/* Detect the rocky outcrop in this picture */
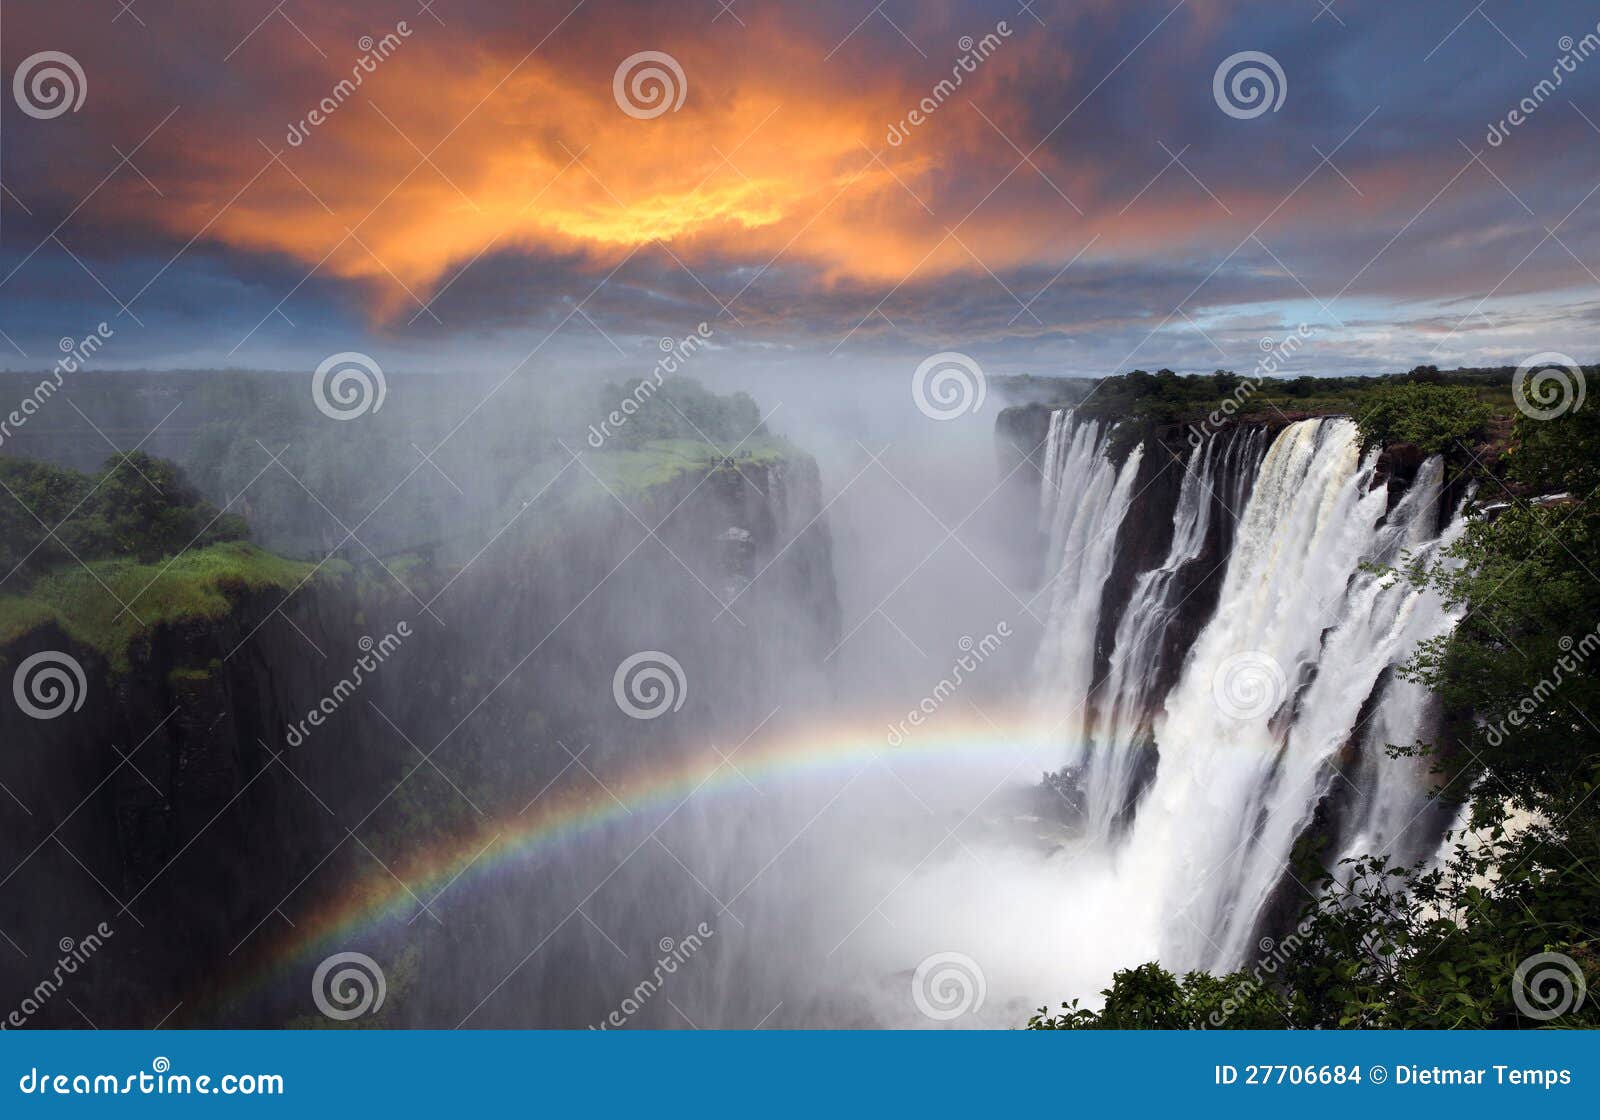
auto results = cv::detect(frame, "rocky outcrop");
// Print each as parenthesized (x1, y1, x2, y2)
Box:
(0, 446, 841, 1027)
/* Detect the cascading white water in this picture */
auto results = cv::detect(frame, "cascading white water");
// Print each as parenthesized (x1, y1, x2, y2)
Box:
(1028, 417, 1468, 973)
(1032, 411, 1145, 750)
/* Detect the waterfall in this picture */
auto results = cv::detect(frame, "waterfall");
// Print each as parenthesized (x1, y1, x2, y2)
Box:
(1028, 417, 1467, 972)
(1032, 410, 1145, 751)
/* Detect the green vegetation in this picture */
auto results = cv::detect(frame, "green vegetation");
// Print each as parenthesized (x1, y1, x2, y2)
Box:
(1031, 403, 1600, 1029)
(592, 376, 765, 449)
(1011, 363, 1528, 433)
(581, 436, 791, 500)
(1353, 383, 1494, 455)
(0, 540, 316, 670)
(0, 453, 247, 583)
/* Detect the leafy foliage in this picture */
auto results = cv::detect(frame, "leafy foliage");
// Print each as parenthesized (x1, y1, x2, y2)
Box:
(0, 452, 246, 583)
(1353, 383, 1494, 455)
(592, 376, 764, 448)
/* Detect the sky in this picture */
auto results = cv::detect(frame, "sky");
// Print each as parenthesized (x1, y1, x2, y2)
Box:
(1, 0, 1598, 380)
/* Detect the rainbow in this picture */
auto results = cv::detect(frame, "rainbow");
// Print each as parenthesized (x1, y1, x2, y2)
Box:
(228, 711, 1060, 1006)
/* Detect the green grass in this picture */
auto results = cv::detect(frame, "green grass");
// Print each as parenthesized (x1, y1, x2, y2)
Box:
(0, 541, 319, 671)
(581, 437, 792, 500)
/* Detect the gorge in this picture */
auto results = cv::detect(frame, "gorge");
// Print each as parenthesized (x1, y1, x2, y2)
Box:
(0, 370, 1547, 1028)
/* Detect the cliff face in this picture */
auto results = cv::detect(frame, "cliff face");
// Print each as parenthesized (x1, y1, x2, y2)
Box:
(0, 447, 840, 1026)
(0, 585, 368, 1025)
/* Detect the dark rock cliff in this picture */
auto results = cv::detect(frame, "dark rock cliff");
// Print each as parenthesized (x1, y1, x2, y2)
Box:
(0, 448, 840, 1027)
